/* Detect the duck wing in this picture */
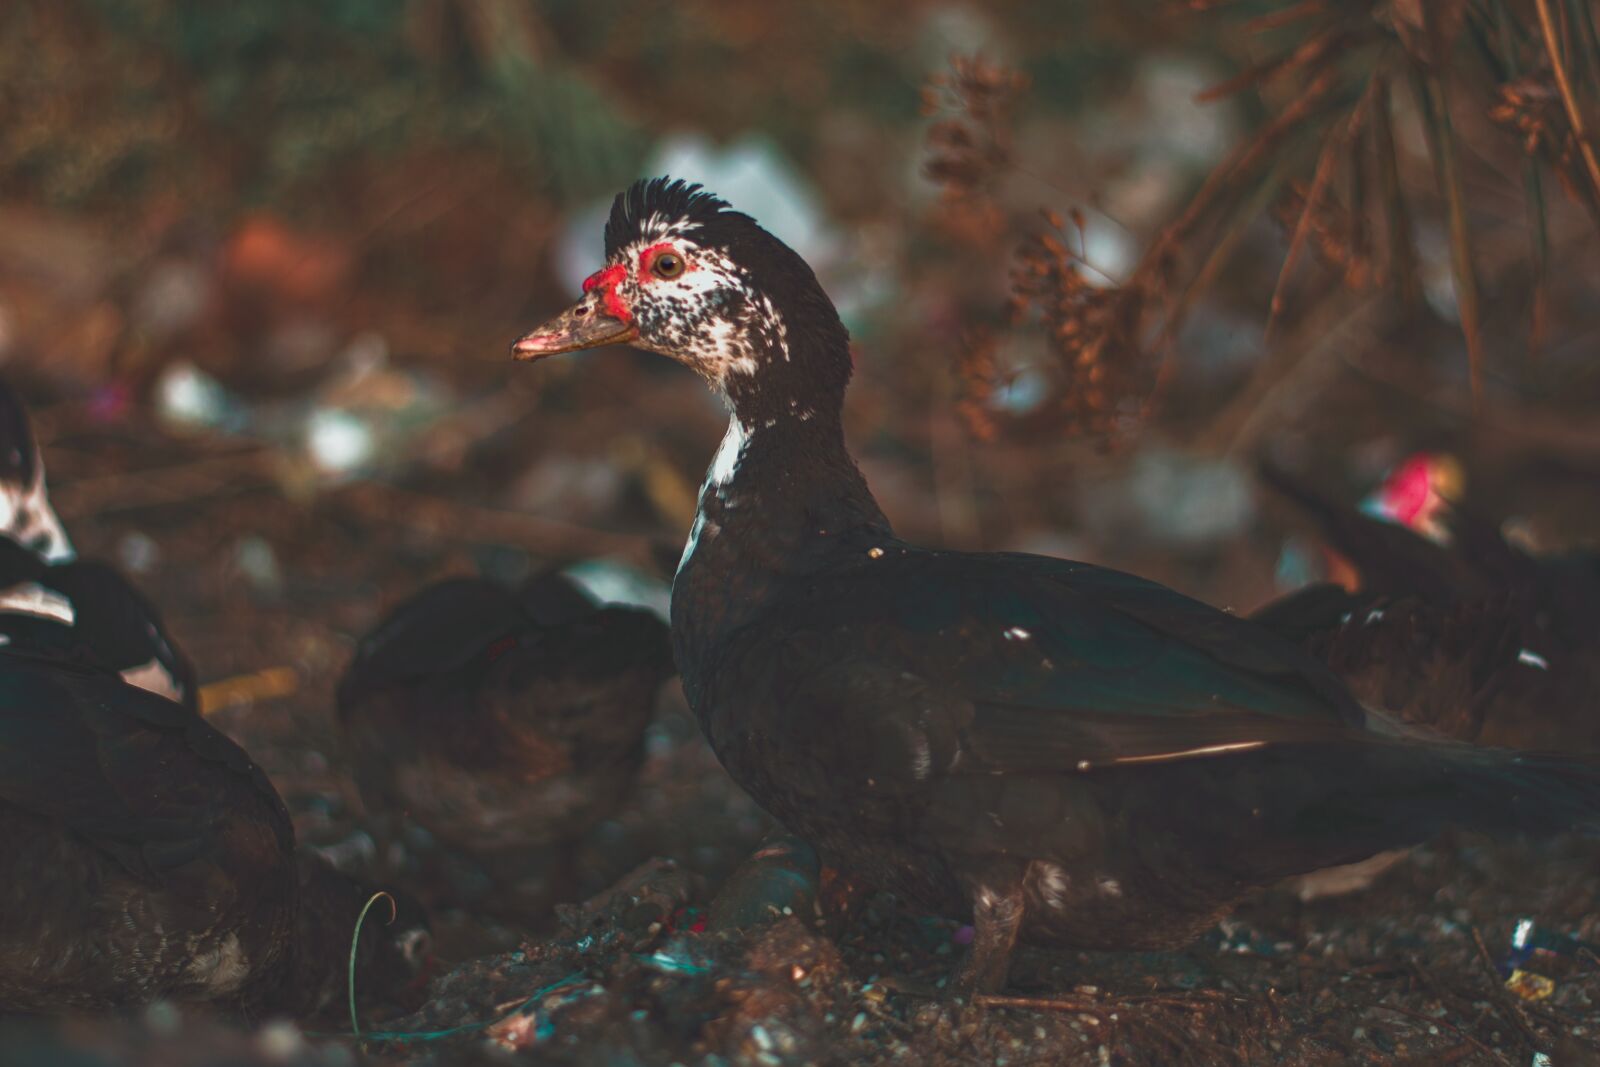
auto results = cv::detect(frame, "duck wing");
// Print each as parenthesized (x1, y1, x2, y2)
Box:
(0, 652, 290, 883)
(713, 547, 1367, 784)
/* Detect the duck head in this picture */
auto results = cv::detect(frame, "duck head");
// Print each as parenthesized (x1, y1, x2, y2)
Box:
(513, 178, 851, 424)
(0, 378, 72, 563)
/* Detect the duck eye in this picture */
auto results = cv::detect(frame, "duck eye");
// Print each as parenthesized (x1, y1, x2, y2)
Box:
(652, 252, 684, 279)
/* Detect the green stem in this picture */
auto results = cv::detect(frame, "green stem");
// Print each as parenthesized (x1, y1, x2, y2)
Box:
(348, 891, 396, 1039)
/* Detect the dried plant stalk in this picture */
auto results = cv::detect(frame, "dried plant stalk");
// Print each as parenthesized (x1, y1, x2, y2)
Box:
(926, 0, 1600, 444)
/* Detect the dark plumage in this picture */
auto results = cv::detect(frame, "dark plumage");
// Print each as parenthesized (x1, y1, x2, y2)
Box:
(1255, 464, 1600, 750)
(513, 178, 1600, 992)
(0, 651, 425, 1016)
(337, 570, 674, 918)
(0, 382, 426, 1014)
(0, 379, 195, 708)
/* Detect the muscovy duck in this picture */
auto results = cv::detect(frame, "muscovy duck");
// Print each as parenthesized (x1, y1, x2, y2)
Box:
(337, 569, 673, 919)
(1255, 464, 1600, 751)
(0, 379, 195, 708)
(0, 650, 427, 1015)
(510, 178, 1600, 993)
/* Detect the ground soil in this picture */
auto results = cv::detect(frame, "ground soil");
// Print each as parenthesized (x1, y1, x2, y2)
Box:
(2, 410, 1596, 1067)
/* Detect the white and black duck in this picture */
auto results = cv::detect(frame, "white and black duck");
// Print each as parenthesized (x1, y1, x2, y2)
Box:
(510, 178, 1600, 993)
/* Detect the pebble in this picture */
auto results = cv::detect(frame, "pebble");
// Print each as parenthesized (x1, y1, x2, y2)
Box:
(256, 1020, 305, 1061)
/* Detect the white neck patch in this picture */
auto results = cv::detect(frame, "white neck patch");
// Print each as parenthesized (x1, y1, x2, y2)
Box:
(705, 417, 747, 490)
(676, 417, 750, 577)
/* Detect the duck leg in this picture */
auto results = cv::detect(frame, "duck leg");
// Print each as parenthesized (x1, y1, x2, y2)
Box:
(956, 880, 1026, 996)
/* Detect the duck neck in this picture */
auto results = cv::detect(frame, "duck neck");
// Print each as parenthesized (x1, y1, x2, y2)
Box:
(671, 394, 891, 691)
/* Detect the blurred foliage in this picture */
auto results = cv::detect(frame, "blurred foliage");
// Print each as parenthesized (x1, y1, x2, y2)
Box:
(0, 1, 1152, 215)
(1, 0, 646, 208)
(0, 4, 180, 205)
(6, 0, 1598, 561)
(931, 1, 1600, 448)
(1188, 0, 1600, 406)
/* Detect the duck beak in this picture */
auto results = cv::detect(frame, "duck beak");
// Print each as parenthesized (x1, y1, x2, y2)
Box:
(511, 293, 639, 361)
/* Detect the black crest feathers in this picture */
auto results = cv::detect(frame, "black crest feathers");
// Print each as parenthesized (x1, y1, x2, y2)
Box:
(604, 178, 739, 258)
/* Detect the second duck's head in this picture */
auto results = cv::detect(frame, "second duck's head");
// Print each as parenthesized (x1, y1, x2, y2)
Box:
(513, 178, 851, 422)
(0, 378, 72, 563)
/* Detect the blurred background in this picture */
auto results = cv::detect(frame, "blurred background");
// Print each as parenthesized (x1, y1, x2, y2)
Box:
(5, 1, 1600, 1057)
(3, 0, 1600, 919)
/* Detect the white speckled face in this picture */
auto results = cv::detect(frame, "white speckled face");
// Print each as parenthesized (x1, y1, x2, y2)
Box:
(517, 180, 848, 454)
(599, 229, 790, 389)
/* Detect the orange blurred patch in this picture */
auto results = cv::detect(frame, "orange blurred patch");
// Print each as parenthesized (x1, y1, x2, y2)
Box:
(223, 215, 353, 306)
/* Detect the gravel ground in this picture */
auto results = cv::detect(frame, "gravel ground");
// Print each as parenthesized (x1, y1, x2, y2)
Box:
(4, 411, 1597, 1067)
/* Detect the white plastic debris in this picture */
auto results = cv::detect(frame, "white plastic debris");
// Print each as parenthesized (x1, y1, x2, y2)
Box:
(988, 337, 1051, 417)
(304, 407, 375, 475)
(1077, 446, 1255, 549)
(1087, 57, 1242, 226)
(1072, 208, 1138, 288)
(563, 558, 672, 621)
(234, 536, 283, 595)
(1132, 58, 1239, 169)
(284, 336, 450, 483)
(155, 361, 242, 432)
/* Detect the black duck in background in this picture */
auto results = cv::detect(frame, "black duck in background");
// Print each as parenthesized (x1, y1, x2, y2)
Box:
(509, 177, 1600, 993)
(0, 379, 195, 709)
(337, 568, 674, 923)
(1254, 463, 1600, 751)
(0, 651, 427, 1017)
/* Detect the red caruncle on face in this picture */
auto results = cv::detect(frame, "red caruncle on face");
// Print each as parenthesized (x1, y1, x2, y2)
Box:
(581, 243, 692, 325)
(581, 264, 633, 323)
